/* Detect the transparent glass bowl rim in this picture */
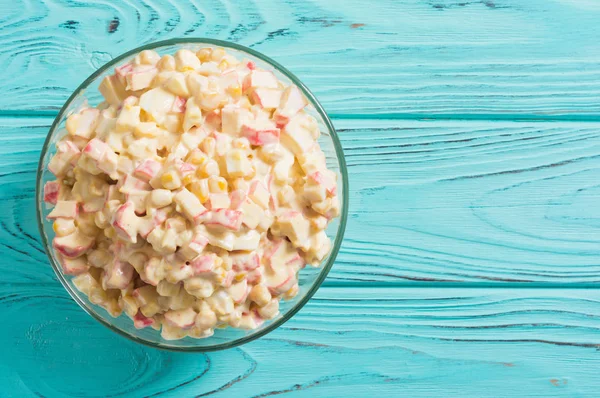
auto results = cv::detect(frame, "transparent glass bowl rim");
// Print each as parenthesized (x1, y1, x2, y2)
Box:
(35, 38, 349, 352)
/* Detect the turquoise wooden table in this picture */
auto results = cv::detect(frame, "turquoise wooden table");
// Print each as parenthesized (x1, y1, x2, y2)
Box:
(1, 0, 600, 396)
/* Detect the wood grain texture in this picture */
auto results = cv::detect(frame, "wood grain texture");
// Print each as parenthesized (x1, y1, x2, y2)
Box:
(5, 116, 600, 285)
(1, 284, 599, 397)
(1, 0, 600, 116)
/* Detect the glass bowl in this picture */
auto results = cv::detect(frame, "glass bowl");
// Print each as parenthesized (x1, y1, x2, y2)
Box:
(35, 38, 348, 351)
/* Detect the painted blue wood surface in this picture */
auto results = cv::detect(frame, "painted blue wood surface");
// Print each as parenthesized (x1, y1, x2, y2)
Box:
(1, 0, 600, 396)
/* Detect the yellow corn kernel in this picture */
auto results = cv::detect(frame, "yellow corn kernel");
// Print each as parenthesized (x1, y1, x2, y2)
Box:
(218, 59, 230, 71)
(208, 176, 228, 193)
(189, 180, 209, 203)
(161, 171, 182, 190)
(180, 66, 195, 72)
(227, 84, 242, 98)
(234, 272, 246, 282)
(182, 173, 194, 186)
(186, 151, 207, 165)
(52, 222, 59, 233)
(161, 173, 173, 184)
(196, 48, 212, 62)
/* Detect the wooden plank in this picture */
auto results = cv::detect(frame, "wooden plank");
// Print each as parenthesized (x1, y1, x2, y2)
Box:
(1, 0, 600, 116)
(1, 285, 599, 397)
(4, 116, 600, 284)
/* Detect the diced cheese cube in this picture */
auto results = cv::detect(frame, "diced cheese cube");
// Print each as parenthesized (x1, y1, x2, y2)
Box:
(99, 75, 129, 106)
(248, 180, 270, 209)
(277, 185, 295, 205)
(150, 189, 174, 207)
(183, 97, 203, 132)
(225, 149, 252, 178)
(67, 108, 100, 139)
(47, 200, 78, 220)
(221, 105, 252, 135)
(231, 230, 261, 251)
(165, 72, 190, 97)
(186, 73, 209, 97)
(243, 70, 278, 91)
(134, 50, 161, 66)
(125, 66, 158, 91)
(116, 106, 141, 132)
(209, 193, 231, 209)
(134, 122, 159, 138)
(275, 211, 310, 249)
(174, 49, 202, 72)
(174, 188, 207, 220)
(139, 88, 176, 124)
(281, 114, 316, 155)
(240, 198, 263, 229)
(273, 85, 307, 125)
(251, 88, 283, 109)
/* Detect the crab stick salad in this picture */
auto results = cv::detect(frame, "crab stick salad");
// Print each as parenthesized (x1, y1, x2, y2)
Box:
(43, 47, 340, 340)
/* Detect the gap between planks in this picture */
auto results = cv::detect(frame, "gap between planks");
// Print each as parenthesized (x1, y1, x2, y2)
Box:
(3, 110, 600, 123)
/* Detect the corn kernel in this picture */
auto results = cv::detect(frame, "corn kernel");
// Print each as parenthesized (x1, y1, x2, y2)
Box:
(196, 48, 212, 62)
(182, 173, 194, 186)
(227, 85, 242, 97)
(161, 171, 182, 190)
(104, 228, 116, 239)
(234, 272, 246, 282)
(186, 151, 207, 165)
(53, 222, 59, 233)
(180, 66, 194, 72)
(189, 179, 209, 203)
(218, 59, 230, 70)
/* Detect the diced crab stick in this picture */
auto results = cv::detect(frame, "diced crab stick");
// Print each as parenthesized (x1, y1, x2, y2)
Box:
(138, 208, 168, 238)
(172, 96, 187, 113)
(231, 252, 260, 272)
(133, 310, 155, 329)
(48, 140, 81, 176)
(241, 122, 280, 146)
(265, 268, 295, 295)
(112, 201, 139, 243)
(57, 254, 89, 275)
(133, 159, 162, 182)
(164, 308, 197, 329)
(229, 189, 247, 209)
(227, 279, 249, 304)
(308, 171, 337, 196)
(103, 258, 134, 289)
(196, 209, 242, 231)
(43, 181, 61, 205)
(53, 231, 94, 259)
(273, 85, 307, 125)
(190, 255, 215, 274)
